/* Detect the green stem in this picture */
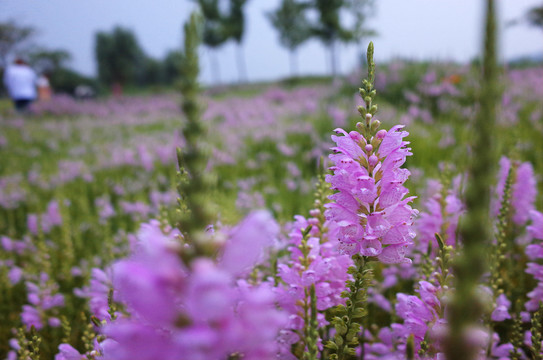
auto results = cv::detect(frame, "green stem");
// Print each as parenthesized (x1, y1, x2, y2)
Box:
(445, 0, 499, 358)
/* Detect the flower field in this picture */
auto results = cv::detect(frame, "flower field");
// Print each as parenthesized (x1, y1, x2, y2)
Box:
(2, 13, 543, 360)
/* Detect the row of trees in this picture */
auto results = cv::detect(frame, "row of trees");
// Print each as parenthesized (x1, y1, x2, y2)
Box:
(2, 2, 542, 94)
(269, 0, 375, 77)
(195, 0, 375, 81)
(94, 0, 251, 89)
(95, 27, 184, 91)
(195, 0, 249, 83)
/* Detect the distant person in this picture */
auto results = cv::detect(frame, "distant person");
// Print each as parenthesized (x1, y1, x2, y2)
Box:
(3, 57, 37, 113)
(37, 73, 52, 101)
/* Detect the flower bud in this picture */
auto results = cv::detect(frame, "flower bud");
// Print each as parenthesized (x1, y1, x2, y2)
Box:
(364, 144, 373, 153)
(369, 155, 378, 167)
(371, 120, 381, 132)
(376, 129, 387, 140)
(309, 209, 321, 217)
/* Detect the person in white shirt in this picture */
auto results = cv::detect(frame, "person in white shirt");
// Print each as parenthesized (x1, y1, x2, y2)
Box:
(3, 57, 37, 113)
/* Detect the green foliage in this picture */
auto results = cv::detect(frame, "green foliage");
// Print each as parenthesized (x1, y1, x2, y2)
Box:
(357, 42, 379, 138)
(0, 20, 35, 68)
(226, 0, 249, 43)
(346, 0, 375, 41)
(48, 67, 99, 95)
(195, 0, 230, 48)
(176, 12, 217, 255)
(267, 0, 312, 51)
(326, 255, 372, 360)
(530, 304, 543, 360)
(304, 284, 319, 360)
(311, 0, 352, 44)
(163, 50, 184, 86)
(527, 5, 543, 29)
(137, 56, 164, 86)
(28, 49, 71, 74)
(490, 166, 514, 297)
(94, 26, 145, 87)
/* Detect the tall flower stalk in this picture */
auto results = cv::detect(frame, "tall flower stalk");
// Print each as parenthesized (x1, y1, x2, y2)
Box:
(175, 12, 216, 258)
(445, 0, 500, 358)
(324, 42, 418, 359)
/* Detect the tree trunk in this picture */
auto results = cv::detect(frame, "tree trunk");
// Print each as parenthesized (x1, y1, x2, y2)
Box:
(289, 49, 298, 77)
(209, 48, 221, 85)
(235, 43, 247, 83)
(329, 39, 339, 78)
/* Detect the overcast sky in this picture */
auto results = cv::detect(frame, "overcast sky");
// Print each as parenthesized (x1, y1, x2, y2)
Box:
(1, 0, 541, 84)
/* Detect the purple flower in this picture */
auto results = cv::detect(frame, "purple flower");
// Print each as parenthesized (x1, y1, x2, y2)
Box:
(54, 344, 85, 360)
(416, 180, 463, 251)
(102, 215, 286, 360)
(74, 268, 114, 321)
(325, 125, 418, 263)
(491, 294, 511, 322)
(21, 274, 65, 330)
(8, 266, 23, 284)
(42, 200, 63, 232)
(528, 210, 543, 241)
(275, 216, 352, 356)
(525, 211, 543, 312)
(27, 214, 39, 235)
(219, 210, 279, 276)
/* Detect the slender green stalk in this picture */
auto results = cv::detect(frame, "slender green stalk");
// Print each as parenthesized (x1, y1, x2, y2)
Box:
(445, 0, 500, 359)
(530, 303, 543, 360)
(325, 255, 372, 360)
(356, 41, 379, 139)
(175, 12, 215, 258)
(510, 311, 524, 360)
(303, 284, 319, 360)
(490, 167, 513, 297)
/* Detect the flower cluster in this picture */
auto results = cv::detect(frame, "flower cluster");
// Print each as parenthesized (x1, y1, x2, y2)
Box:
(416, 179, 463, 249)
(21, 273, 65, 330)
(395, 281, 445, 355)
(325, 125, 418, 263)
(526, 210, 543, 312)
(275, 215, 352, 357)
(99, 212, 287, 360)
(74, 268, 114, 322)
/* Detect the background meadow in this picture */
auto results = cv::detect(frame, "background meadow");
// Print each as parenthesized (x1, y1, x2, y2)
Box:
(1, 1, 543, 359)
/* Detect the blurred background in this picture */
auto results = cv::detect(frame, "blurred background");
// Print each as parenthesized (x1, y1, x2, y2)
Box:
(1, 0, 542, 93)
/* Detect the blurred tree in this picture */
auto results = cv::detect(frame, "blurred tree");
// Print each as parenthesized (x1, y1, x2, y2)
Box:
(138, 56, 164, 87)
(311, 0, 353, 77)
(267, 0, 312, 76)
(28, 49, 71, 74)
(0, 20, 35, 70)
(49, 68, 98, 95)
(527, 5, 543, 29)
(28, 48, 97, 95)
(346, 0, 376, 67)
(163, 50, 184, 86)
(194, 0, 230, 84)
(95, 26, 145, 92)
(226, 0, 249, 82)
